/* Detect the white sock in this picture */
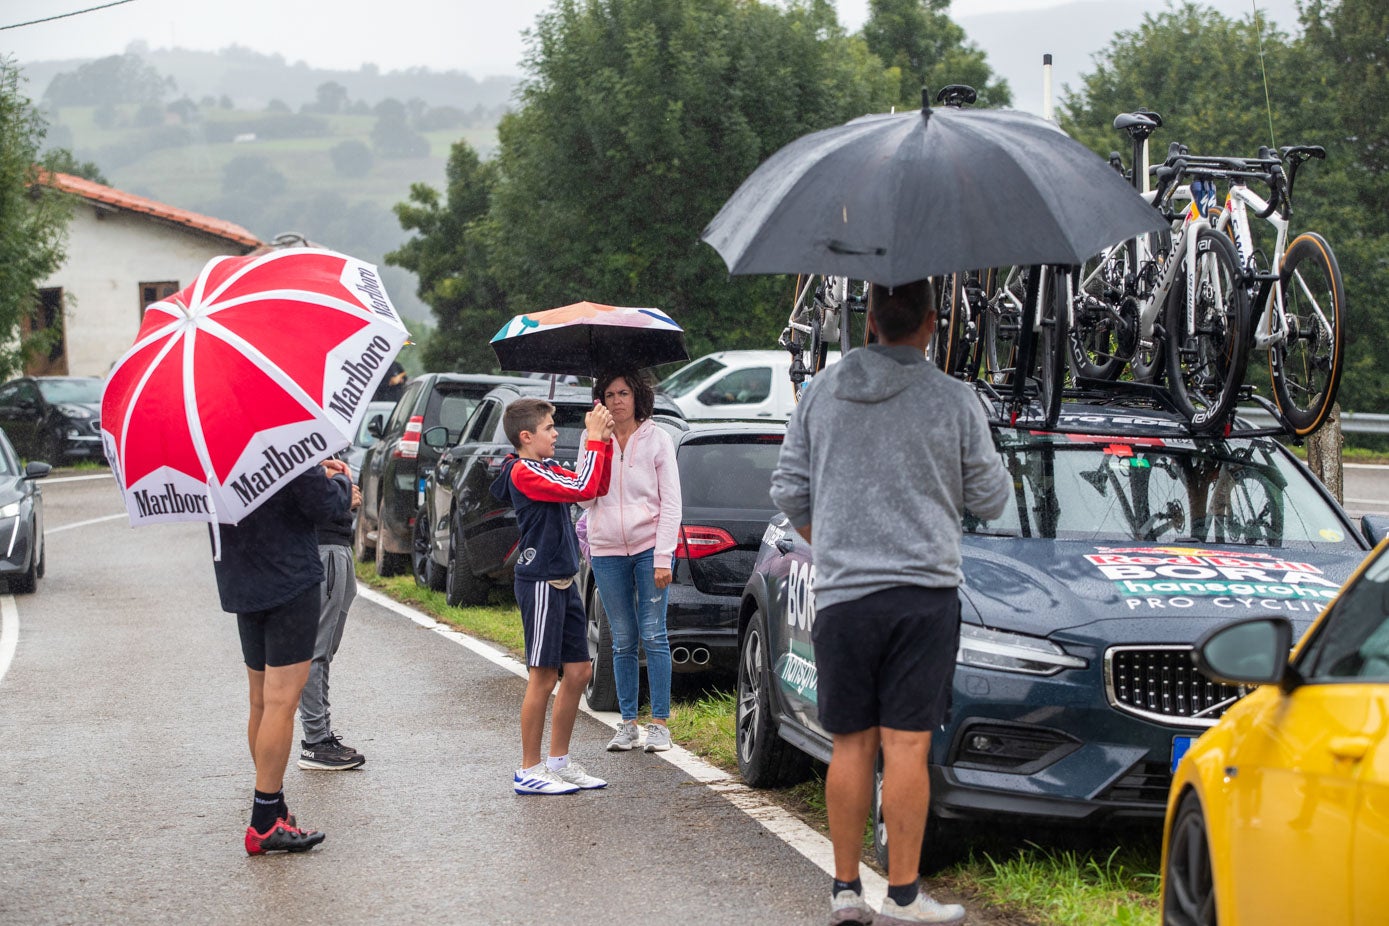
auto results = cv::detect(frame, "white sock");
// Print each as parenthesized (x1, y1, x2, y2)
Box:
(546, 754, 569, 771)
(519, 761, 546, 776)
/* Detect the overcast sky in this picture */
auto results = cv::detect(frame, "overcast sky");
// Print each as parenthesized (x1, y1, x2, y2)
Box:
(2, 0, 1299, 110)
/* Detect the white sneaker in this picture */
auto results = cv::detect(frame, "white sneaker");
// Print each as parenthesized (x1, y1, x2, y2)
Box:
(877, 891, 965, 925)
(553, 760, 607, 790)
(607, 721, 641, 751)
(643, 722, 672, 752)
(513, 765, 580, 795)
(830, 888, 875, 924)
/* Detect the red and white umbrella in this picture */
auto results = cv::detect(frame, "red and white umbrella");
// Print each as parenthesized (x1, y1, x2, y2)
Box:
(100, 248, 408, 527)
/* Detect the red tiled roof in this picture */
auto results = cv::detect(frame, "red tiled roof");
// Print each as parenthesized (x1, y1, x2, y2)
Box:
(39, 170, 263, 249)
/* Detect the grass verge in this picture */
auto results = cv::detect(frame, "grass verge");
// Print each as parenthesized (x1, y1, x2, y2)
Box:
(358, 562, 1160, 926)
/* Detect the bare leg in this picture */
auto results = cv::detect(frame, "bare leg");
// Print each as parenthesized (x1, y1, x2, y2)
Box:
(521, 667, 559, 768)
(880, 727, 933, 886)
(252, 661, 312, 794)
(246, 667, 265, 765)
(549, 660, 592, 758)
(825, 727, 880, 882)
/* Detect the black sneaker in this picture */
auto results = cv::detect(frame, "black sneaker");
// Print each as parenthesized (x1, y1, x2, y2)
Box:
(298, 733, 365, 770)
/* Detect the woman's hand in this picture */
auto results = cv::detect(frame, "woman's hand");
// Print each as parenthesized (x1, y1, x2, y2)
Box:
(654, 567, 672, 589)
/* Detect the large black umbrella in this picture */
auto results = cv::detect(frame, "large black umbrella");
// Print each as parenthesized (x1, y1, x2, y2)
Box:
(490, 301, 688, 378)
(701, 99, 1169, 285)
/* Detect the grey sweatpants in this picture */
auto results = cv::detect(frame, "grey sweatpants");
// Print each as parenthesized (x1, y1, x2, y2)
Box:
(298, 543, 357, 744)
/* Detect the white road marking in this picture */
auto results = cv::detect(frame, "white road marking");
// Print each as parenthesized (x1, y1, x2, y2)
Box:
(355, 585, 887, 905)
(0, 596, 17, 686)
(1345, 463, 1389, 470)
(48, 513, 128, 534)
(43, 473, 115, 484)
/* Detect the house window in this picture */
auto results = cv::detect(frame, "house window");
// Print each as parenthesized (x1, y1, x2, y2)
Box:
(22, 288, 68, 376)
(139, 281, 180, 319)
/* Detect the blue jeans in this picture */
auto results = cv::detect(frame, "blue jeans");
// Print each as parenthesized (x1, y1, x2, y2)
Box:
(590, 549, 671, 721)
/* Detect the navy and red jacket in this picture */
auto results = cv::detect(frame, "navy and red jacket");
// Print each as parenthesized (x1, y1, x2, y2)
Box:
(490, 439, 613, 581)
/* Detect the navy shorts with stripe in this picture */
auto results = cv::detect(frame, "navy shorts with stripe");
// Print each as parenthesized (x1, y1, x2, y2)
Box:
(515, 579, 588, 668)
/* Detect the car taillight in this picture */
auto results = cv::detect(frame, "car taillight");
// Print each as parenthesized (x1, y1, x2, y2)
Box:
(676, 525, 737, 559)
(394, 415, 424, 460)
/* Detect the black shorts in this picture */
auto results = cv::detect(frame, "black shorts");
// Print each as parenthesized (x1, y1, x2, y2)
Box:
(236, 584, 321, 670)
(811, 585, 961, 735)
(515, 579, 588, 668)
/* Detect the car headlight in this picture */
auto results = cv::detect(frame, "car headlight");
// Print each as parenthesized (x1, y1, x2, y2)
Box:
(0, 501, 21, 518)
(957, 624, 1088, 676)
(57, 403, 94, 419)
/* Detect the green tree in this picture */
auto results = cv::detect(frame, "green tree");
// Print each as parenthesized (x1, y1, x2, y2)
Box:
(482, 0, 896, 361)
(42, 54, 173, 107)
(862, 0, 1011, 110)
(329, 139, 374, 178)
(39, 149, 108, 184)
(387, 141, 506, 372)
(1, 58, 71, 378)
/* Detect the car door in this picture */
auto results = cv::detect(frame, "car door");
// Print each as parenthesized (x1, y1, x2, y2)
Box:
(0, 381, 43, 459)
(694, 366, 776, 419)
(429, 398, 500, 560)
(1224, 550, 1389, 924)
(761, 514, 823, 733)
(362, 382, 422, 529)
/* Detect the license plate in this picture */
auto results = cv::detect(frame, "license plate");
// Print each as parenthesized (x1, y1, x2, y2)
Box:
(1170, 735, 1196, 772)
(417, 475, 428, 507)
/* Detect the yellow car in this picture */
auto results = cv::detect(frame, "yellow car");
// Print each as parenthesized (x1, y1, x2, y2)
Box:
(1161, 537, 1389, 925)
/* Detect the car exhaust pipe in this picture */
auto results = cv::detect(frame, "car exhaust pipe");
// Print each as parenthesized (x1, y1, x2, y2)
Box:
(690, 647, 711, 666)
(671, 646, 691, 665)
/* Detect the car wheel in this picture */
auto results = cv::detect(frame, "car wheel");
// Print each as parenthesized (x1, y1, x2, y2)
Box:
(735, 607, 811, 788)
(374, 502, 409, 577)
(352, 498, 375, 563)
(584, 585, 619, 711)
(411, 506, 445, 591)
(871, 755, 961, 875)
(444, 513, 489, 607)
(1164, 791, 1217, 926)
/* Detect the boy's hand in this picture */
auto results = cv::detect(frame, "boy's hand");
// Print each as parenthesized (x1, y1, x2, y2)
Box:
(585, 403, 612, 442)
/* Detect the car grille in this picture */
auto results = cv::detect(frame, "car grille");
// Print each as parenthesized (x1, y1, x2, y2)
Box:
(1104, 645, 1248, 728)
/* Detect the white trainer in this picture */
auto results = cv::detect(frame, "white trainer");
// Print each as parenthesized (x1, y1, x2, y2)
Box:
(554, 760, 607, 790)
(830, 887, 875, 924)
(607, 721, 641, 751)
(643, 722, 672, 752)
(513, 765, 580, 795)
(877, 891, 965, 925)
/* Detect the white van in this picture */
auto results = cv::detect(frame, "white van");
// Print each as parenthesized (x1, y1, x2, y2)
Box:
(657, 349, 838, 420)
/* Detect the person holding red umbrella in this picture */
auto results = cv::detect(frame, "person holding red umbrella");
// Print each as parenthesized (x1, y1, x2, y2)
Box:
(215, 456, 354, 854)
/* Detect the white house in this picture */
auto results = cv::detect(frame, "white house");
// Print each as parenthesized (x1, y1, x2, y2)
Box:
(29, 172, 263, 377)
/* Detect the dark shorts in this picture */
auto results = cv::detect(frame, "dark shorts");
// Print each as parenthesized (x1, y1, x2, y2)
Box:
(811, 585, 961, 734)
(236, 584, 321, 670)
(515, 579, 588, 668)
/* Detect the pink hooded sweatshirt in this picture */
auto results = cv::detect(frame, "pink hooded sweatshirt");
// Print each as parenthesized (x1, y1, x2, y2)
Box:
(580, 419, 682, 568)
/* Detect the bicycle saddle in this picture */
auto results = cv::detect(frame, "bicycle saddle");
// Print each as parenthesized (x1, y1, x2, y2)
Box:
(1113, 110, 1162, 140)
(935, 84, 978, 107)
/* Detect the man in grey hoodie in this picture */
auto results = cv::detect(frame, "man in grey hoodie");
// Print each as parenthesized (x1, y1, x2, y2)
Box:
(770, 278, 1010, 926)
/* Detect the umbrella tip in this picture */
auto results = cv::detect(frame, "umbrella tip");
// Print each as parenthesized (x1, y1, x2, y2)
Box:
(921, 87, 932, 119)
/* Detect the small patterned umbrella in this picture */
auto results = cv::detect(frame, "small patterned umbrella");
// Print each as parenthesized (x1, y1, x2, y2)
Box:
(490, 301, 688, 377)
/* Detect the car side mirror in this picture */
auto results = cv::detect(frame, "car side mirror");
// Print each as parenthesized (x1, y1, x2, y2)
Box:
(367, 416, 384, 439)
(422, 425, 450, 450)
(1192, 616, 1293, 688)
(23, 461, 51, 480)
(1362, 514, 1389, 546)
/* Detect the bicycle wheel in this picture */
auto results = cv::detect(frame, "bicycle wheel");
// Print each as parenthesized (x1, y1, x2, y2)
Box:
(930, 273, 969, 375)
(1269, 232, 1345, 436)
(978, 265, 1026, 386)
(1070, 248, 1129, 381)
(1022, 265, 1068, 428)
(1164, 228, 1250, 433)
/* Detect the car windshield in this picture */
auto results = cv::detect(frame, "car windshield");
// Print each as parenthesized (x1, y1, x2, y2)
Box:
(36, 378, 102, 404)
(678, 436, 783, 509)
(658, 357, 726, 398)
(965, 435, 1351, 549)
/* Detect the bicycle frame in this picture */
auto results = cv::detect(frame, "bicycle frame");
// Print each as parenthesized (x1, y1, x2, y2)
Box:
(1213, 183, 1299, 351)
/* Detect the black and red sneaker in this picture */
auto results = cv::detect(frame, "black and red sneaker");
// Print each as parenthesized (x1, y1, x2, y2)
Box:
(244, 818, 325, 856)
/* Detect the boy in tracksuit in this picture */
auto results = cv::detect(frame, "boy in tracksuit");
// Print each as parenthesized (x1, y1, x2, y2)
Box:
(490, 396, 614, 795)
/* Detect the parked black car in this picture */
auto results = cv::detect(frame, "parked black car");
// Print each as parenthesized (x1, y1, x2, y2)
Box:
(354, 373, 534, 576)
(0, 376, 104, 463)
(414, 382, 680, 604)
(734, 401, 1379, 870)
(0, 426, 51, 593)
(581, 419, 787, 711)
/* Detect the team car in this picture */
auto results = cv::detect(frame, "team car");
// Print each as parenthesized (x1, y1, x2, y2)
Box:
(734, 401, 1380, 869)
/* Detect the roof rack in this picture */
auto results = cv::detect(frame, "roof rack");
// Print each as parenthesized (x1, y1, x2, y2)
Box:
(970, 378, 1302, 441)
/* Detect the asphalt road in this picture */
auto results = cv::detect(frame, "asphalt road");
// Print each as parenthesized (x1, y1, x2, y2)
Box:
(0, 475, 836, 926)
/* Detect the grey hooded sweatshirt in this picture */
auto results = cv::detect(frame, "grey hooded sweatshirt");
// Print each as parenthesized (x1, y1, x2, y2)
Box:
(770, 344, 1010, 610)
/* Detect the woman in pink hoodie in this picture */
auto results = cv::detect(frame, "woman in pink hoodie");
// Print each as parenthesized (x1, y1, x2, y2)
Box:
(582, 369, 682, 753)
